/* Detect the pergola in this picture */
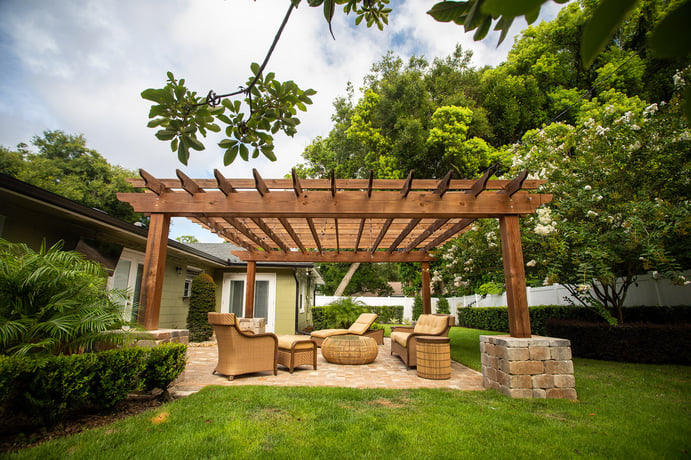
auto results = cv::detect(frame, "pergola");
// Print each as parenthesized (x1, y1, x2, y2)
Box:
(117, 168, 552, 338)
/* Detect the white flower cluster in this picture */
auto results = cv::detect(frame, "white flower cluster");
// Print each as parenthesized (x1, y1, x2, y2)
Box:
(576, 284, 592, 293)
(534, 207, 557, 236)
(673, 70, 686, 89)
(526, 259, 537, 267)
(587, 210, 599, 218)
(643, 103, 658, 117)
(485, 231, 498, 248)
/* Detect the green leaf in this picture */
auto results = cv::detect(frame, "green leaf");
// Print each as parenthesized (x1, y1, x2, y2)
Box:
(463, 0, 484, 32)
(218, 138, 237, 149)
(177, 140, 189, 165)
(482, 0, 546, 17)
(155, 129, 177, 141)
(649, 1, 691, 58)
(223, 147, 238, 165)
(147, 118, 167, 128)
(581, 0, 640, 68)
(171, 138, 178, 152)
(261, 146, 277, 162)
(427, 2, 470, 22)
(252, 147, 260, 159)
(525, 5, 540, 24)
(239, 143, 249, 161)
(304, 88, 317, 96)
(186, 136, 205, 151)
(207, 123, 221, 133)
(473, 15, 492, 40)
(141, 88, 165, 103)
(250, 62, 261, 76)
(324, 0, 336, 38)
(166, 71, 175, 81)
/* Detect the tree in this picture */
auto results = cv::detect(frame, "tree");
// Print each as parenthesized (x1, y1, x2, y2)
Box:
(175, 235, 200, 244)
(145, 0, 691, 165)
(186, 273, 216, 342)
(0, 131, 144, 225)
(317, 263, 396, 296)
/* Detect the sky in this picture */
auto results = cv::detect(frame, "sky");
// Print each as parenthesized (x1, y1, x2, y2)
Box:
(0, 0, 565, 242)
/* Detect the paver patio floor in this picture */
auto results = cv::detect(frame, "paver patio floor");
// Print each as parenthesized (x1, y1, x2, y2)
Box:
(171, 338, 485, 397)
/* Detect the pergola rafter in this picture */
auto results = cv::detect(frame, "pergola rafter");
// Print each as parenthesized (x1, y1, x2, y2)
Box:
(118, 168, 552, 337)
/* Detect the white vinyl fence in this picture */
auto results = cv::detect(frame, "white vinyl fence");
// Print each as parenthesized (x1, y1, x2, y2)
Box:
(316, 271, 690, 322)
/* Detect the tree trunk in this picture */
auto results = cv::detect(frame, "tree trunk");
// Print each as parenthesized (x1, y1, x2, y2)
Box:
(334, 263, 360, 296)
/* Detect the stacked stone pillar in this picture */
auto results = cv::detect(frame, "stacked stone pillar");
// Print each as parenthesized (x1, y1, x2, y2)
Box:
(480, 335, 577, 400)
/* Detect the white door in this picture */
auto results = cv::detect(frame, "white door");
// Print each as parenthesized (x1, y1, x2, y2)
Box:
(109, 249, 145, 323)
(221, 272, 276, 332)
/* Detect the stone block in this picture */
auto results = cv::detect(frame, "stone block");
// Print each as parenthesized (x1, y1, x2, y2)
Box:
(488, 355, 499, 369)
(546, 388, 578, 400)
(509, 374, 533, 389)
(545, 360, 574, 374)
(492, 336, 532, 348)
(529, 347, 551, 361)
(479, 335, 491, 343)
(532, 389, 547, 398)
(550, 347, 572, 360)
(499, 346, 530, 361)
(548, 337, 571, 347)
(497, 370, 510, 387)
(532, 374, 555, 389)
(553, 374, 576, 388)
(508, 360, 544, 375)
(526, 337, 552, 347)
(481, 353, 490, 366)
(483, 366, 497, 382)
(485, 343, 496, 356)
(503, 388, 534, 398)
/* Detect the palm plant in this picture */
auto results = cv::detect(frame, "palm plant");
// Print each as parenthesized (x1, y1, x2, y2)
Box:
(0, 239, 131, 356)
(326, 297, 366, 329)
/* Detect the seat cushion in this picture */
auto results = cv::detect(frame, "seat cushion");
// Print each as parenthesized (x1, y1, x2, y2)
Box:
(277, 335, 315, 350)
(390, 331, 411, 347)
(413, 315, 448, 335)
(310, 329, 349, 339)
(347, 313, 378, 335)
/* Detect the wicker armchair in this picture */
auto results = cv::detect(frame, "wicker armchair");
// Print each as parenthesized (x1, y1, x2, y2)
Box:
(390, 314, 454, 369)
(310, 313, 378, 347)
(208, 312, 278, 380)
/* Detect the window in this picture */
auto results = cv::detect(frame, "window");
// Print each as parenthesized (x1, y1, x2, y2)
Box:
(183, 268, 202, 298)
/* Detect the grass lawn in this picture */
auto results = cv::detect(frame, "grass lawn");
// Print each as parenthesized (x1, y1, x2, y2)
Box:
(8, 328, 690, 459)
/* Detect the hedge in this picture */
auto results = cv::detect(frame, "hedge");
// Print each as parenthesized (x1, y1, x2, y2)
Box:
(545, 320, 691, 364)
(312, 305, 404, 329)
(0, 343, 187, 424)
(457, 305, 691, 336)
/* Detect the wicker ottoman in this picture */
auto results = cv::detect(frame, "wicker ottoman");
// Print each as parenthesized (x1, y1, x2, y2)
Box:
(416, 336, 451, 380)
(321, 335, 378, 365)
(276, 335, 317, 373)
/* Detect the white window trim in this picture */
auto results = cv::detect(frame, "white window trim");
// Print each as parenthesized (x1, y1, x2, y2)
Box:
(221, 272, 276, 332)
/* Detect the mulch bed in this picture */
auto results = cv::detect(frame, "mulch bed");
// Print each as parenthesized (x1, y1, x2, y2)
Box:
(0, 394, 165, 454)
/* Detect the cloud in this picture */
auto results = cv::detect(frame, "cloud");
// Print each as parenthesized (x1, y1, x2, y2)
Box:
(0, 0, 565, 241)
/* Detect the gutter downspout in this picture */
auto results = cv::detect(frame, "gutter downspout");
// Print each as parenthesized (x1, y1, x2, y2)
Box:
(293, 268, 300, 334)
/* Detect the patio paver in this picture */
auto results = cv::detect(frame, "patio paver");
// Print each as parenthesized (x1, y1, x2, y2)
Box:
(171, 338, 484, 397)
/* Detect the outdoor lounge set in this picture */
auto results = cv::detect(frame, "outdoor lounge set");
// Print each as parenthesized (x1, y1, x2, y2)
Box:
(207, 311, 454, 381)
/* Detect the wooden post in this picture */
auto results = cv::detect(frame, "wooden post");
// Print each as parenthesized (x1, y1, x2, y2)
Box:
(499, 215, 531, 338)
(244, 261, 256, 318)
(421, 261, 432, 314)
(139, 213, 170, 330)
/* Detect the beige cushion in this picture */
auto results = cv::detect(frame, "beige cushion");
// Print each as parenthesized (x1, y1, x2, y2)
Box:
(347, 313, 378, 335)
(390, 331, 411, 347)
(310, 329, 349, 339)
(413, 315, 448, 335)
(277, 335, 315, 350)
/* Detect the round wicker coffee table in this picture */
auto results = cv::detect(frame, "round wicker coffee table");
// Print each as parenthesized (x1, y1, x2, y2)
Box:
(321, 335, 378, 365)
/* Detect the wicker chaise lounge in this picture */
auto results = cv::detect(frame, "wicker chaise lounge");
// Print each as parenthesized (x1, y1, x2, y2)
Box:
(390, 314, 454, 368)
(208, 312, 278, 380)
(310, 313, 378, 347)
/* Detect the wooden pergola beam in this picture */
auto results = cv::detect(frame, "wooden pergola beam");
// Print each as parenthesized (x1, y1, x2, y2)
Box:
(501, 170, 529, 197)
(433, 171, 453, 197)
(278, 217, 307, 253)
(232, 250, 436, 263)
(423, 218, 476, 251)
(307, 218, 323, 254)
(387, 218, 421, 253)
(468, 167, 494, 197)
(251, 217, 289, 253)
(224, 217, 273, 252)
(371, 218, 393, 253)
(253, 169, 270, 197)
(214, 169, 237, 195)
(139, 213, 170, 330)
(176, 169, 203, 195)
(291, 168, 303, 197)
(401, 170, 414, 198)
(404, 218, 449, 252)
(139, 169, 168, 195)
(354, 219, 365, 252)
(118, 191, 552, 218)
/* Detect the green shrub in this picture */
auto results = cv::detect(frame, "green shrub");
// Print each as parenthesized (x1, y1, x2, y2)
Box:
(186, 273, 216, 342)
(436, 297, 450, 314)
(144, 343, 187, 391)
(0, 344, 187, 425)
(412, 295, 423, 321)
(325, 298, 365, 329)
(313, 305, 404, 328)
(91, 347, 147, 407)
(546, 320, 691, 364)
(0, 239, 131, 356)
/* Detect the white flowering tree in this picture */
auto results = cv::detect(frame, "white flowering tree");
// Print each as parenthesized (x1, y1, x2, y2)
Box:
(436, 77, 690, 324)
